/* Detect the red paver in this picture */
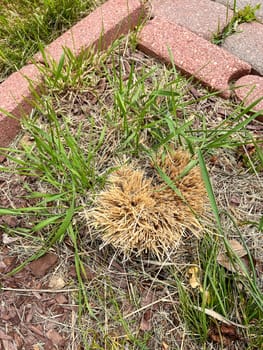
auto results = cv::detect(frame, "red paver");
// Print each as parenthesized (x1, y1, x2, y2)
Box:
(234, 75, 263, 122)
(34, 0, 144, 64)
(223, 22, 263, 76)
(138, 17, 251, 98)
(0, 64, 43, 153)
(151, 0, 233, 40)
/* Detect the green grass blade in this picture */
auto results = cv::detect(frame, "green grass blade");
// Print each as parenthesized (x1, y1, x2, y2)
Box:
(197, 149, 222, 230)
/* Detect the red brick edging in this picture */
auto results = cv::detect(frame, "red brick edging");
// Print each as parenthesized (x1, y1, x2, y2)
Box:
(0, 65, 42, 154)
(235, 75, 263, 122)
(140, 0, 263, 122)
(138, 16, 251, 98)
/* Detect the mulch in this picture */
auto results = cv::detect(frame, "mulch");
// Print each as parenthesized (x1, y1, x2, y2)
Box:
(0, 245, 77, 350)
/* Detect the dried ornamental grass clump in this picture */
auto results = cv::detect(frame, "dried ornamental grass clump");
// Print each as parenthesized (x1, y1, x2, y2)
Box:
(89, 149, 207, 257)
(155, 149, 207, 220)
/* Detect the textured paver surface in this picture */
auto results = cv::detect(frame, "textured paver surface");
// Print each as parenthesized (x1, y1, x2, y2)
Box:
(34, 0, 144, 64)
(138, 17, 251, 97)
(151, 0, 233, 40)
(235, 75, 263, 121)
(215, 0, 263, 21)
(0, 64, 42, 150)
(222, 22, 263, 76)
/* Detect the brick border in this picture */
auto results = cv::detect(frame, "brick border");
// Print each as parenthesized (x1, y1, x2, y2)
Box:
(138, 0, 263, 122)
(34, 0, 144, 64)
(138, 17, 251, 98)
(0, 0, 144, 159)
(235, 75, 263, 122)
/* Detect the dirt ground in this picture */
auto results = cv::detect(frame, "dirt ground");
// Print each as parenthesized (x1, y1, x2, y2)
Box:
(0, 46, 263, 349)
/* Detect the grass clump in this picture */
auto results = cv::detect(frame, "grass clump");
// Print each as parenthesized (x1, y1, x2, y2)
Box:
(0, 0, 102, 82)
(89, 148, 207, 257)
(174, 229, 263, 348)
(212, 3, 261, 45)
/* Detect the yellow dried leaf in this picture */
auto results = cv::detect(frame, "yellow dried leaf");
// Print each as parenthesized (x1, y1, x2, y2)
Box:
(202, 289, 211, 305)
(48, 275, 66, 289)
(33, 345, 41, 350)
(188, 266, 201, 289)
(162, 341, 169, 350)
(19, 134, 34, 149)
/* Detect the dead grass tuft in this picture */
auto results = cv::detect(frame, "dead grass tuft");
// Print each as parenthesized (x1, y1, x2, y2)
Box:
(155, 148, 207, 214)
(88, 149, 207, 257)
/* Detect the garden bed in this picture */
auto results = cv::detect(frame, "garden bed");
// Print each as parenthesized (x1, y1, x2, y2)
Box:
(0, 34, 262, 349)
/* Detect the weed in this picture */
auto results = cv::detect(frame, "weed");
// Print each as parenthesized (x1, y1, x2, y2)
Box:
(212, 3, 261, 45)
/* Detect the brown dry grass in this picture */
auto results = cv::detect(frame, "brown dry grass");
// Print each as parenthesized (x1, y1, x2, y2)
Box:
(89, 149, 207, 257)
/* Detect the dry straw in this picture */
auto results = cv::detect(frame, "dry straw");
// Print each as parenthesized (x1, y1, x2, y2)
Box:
(89, 149, 207, 257)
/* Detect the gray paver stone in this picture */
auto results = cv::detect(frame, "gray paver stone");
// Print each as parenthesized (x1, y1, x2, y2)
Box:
(151, 0, 233, 40)
(222, 22, 263, 76)
(214, 0, 263, 22)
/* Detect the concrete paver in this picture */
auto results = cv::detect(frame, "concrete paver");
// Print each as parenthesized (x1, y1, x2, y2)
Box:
(215, 0, 263, 22)
(34, 0, 144, 64)
(235, 75, 263, 121)
(138, 17, 251, 98)
(222, 22, 263, 76)
(151, 0, 233, 40)
(0, 64, 42, 151)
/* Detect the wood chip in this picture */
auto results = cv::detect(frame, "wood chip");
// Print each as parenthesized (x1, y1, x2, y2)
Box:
(28, 253, 58, 278)
(140, 309, 153, 331)
(0, 329, 13, 341)
(46, 329, 65, 346)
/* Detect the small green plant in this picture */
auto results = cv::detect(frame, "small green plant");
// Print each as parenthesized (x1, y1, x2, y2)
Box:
(174, 232, 263, 348)
(212, 3, 261, 45)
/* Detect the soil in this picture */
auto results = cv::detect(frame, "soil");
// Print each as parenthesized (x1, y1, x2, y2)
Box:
(0, 44, 263, 349)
